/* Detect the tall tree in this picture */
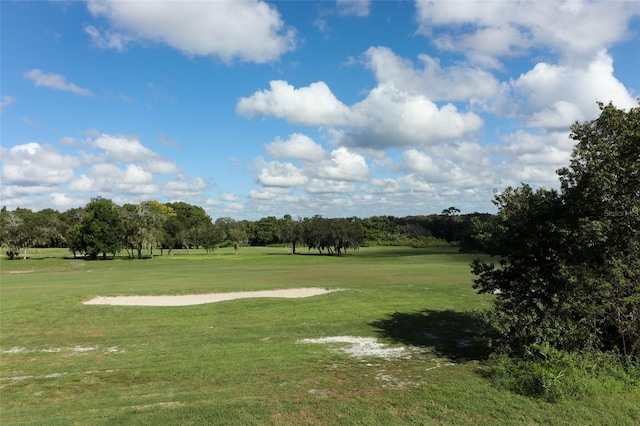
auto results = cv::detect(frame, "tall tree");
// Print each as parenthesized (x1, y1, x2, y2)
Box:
(78, 197, 125, 260)
(279, 214, 303, 254)
(472, 102, 640, 357)
(0, 208, 46, 259)
(165, 201, 211, 254)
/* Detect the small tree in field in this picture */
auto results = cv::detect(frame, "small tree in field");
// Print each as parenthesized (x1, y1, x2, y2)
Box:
(472, 102, 640, 358)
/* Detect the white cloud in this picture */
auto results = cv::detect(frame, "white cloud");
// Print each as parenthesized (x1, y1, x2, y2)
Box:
(93, 134, 155, 162)
(257, 161, 308, 187)
(341, 83, 483, 148)
(314, 147, 369, 181)
(364, 46, 500, 100)
(86, 0, 296, 63)
(24, 69, 93, 96)
(527, 101, 586, 130)
(249, 187, 290, 200)
(220, 192, 242, 202)
(122, 164, 153, 184)
(492, 130, 576, 187)
(337, 0, 370, 17)
(145, 158, 181, 175)
(1, 143, 80, 187)
(520, 51, 633, 114)
(402, 143, 493, 188)
(1, 133, 209, 211)
(84, 24, 131, 51)
(265, 133, 328, 161)
(305, 179, 355, 194)
(165, 176, 208, 198)
(240, 80, 482, 149)
(495, 50, 636, 130)
(415, 0, 640, 65)
(1, 95, 15, 113)
(237, 80, 350, 126)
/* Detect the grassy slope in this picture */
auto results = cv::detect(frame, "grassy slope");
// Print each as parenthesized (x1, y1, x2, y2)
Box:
(1, 247, 638, 425)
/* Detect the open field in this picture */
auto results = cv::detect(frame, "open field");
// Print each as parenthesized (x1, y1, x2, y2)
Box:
(1, 247, 639, 425)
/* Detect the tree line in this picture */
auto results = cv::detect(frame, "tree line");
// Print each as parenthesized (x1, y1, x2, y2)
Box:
(0, 201, 488, 260)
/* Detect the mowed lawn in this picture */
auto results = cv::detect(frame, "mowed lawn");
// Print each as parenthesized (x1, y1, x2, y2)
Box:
(1, 247, 639, 425)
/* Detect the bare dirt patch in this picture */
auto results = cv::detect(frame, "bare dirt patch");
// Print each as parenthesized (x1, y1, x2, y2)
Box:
(298, 336, 415, 359)
(83, 288, 339, 306)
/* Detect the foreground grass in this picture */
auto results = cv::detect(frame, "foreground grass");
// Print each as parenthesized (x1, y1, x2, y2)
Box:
(1, 247, 638, 425)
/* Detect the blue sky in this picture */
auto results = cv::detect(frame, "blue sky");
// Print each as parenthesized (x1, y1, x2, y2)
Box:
(2, 0, 639, 220)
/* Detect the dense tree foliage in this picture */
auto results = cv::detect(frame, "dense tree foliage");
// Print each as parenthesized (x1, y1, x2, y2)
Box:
(472, 102, 640, 358)
(77, 197, 125, 260)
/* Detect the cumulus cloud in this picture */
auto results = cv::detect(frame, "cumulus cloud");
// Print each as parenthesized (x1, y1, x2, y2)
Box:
(364, 46, 500, 100)
(93, 134, 155, 162)
(402, 143, 493, 188)
(240, 80, 483, 149)
(165, 176, 208, 198)
(86, 0, 296, 63)
(1, 133, 208, 211)
(257, 161, 309, 187)
(314, 147, 369, 181)
(237, 80, 350, 126)
(342, 83, 483, 148)
(415, 0, 640, 66)
(306, 179, 356, 194)
(496, 50, 636, 130)
(1, 143, 80, 187)
(24, 69, 93, 96)
(265, 133, 328, 161)
(337, 0, 370, 17)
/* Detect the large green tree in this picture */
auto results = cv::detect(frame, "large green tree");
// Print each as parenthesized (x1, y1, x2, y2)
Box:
(78, 197, 125, 260)
(164, 201, 211, 254)
(472, 102, 640, 357)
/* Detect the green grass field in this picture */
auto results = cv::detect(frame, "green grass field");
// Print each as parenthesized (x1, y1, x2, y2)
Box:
(1, 247, 639, 425)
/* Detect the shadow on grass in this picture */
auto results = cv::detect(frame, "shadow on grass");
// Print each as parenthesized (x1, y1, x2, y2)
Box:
(370, 309, 491, 362)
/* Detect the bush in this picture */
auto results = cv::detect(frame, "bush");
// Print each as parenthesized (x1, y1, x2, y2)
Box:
(488, 344, 640, 402)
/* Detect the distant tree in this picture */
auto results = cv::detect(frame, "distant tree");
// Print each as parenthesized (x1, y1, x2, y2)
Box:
(472, 102, 640, 357)
(198, 221, 226, 254)
(121, 203, 157, 259)
(165, 201, 211, 254)
(78, 197, 125, 260)
(228, 220, 247, 254)
(251, 216, 280, 246)
(279, 214, 303, 254)
(0, 208, 46, 259)
(144, 200, 176, 256)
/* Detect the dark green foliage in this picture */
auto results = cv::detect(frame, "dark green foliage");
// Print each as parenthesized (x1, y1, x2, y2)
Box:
(77, 197, 125, 259)
(472, 102, 640, 358)
(302, 216, 363, 255)
(164, 201, 213, 253)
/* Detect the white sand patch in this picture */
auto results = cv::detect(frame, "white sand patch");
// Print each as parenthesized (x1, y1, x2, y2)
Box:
(1, 346, 123, 355)
(298, 336, 412, 359)
(84, 287, 339, 306)
(0, 369, 116, 383)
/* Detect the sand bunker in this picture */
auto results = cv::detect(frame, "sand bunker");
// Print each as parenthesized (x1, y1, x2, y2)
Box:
(84, 288, 338, 306)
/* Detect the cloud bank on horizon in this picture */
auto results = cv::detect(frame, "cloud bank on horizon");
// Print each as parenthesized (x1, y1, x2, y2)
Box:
(1, 0, 639, 219)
